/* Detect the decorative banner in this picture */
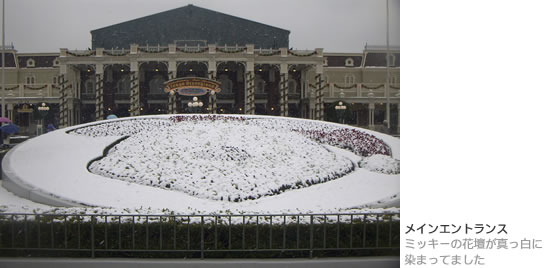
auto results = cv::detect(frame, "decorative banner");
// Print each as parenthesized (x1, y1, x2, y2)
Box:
(104, 50, 130, 56)
(164, 77, 221, 96)
(138, 47, 169, 53)
(176, 47, 207, 53)
(24, 84, 48, 90)
(289, 50, 317, 57)
(361, 84, 385, 89)
(334, 83, 357, 89)
(66, 51, 96, 57)
(216, 47, 246, 53)
(258, 50, 281, 56)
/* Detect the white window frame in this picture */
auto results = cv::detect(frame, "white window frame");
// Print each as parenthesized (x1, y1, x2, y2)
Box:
(345, 58, 354, 67)
(26, 58, 35, 67)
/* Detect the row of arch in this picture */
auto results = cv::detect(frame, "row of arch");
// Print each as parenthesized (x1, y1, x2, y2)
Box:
(75, 61, 304, 96)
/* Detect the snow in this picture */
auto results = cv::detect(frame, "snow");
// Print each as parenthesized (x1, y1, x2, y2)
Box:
(1, 114, 400, 215)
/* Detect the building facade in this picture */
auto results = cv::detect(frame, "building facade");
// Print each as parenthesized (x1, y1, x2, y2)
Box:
(1, 5, 399, 135)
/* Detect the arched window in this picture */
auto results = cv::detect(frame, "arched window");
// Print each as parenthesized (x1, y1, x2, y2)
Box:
(344, 74, 355, 85)
(219, 74, 233, 93)
(117, 75, 131, 93)
(148, 75, 166, 93)
(85, 78, 95, 94)
(288, 79, 297, 94)
(345, 58, 354, 67)
(26, 74, 36, 84)
(255, 78, 266, 93)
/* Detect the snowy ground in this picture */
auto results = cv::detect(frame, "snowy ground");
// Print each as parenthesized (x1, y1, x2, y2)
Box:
(1, 114, 400, 215)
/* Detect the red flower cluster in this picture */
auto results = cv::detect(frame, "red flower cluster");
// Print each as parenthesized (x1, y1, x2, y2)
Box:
(169, 115, 248, 123)
(297, 128, 391, 157)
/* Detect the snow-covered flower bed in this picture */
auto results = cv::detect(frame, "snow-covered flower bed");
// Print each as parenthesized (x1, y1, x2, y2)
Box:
(68, 115, 395, 203)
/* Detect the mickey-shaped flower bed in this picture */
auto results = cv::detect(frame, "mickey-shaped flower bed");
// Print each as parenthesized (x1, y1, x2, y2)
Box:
(69, 115, 394, 203)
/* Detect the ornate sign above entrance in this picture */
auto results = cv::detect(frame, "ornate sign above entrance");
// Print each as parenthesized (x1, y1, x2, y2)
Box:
(164, 77, 221, 96)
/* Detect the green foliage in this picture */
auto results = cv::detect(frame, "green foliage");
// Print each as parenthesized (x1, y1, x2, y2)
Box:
(0, 216, 399, 258)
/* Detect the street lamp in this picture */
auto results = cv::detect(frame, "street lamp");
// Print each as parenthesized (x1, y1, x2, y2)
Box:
(37, 102, 50, 135)
(187, 96, 203, 113)
(335, 101, 347, 124)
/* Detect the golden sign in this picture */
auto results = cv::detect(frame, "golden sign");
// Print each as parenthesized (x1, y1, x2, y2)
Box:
(164, 77, 221, 96)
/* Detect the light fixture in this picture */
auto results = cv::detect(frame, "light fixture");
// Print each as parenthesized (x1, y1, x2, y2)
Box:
(292, 69, 296, 72)
(259, 68, 263, 72)
(38, 102, 50, 112)
(224, 68, 228, 72)
(155, 68, 159, 72)
(189, 68, 193, 72)
(121, 69, 124, 72)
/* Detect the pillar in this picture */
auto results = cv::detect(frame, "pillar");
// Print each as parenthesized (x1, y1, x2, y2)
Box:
(245, 61, 255, 115)
(95, 63, 104, 121)
(58, 73, 69, 128)
(314, 64, 325, 121)
(7, 103, 13, 122)
(279, 63, 288, 117)
(368, 102, 375, 129)
(130, 61, 140, 116)
(168, 61, 177, 114)
(397, 102, 400, 134)
(208, 70, 217, 114)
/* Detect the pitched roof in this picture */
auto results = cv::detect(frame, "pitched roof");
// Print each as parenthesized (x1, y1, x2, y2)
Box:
(0, 52, 17, 68)
(91, 4, 290, 49)
(18, 55, 59, 68)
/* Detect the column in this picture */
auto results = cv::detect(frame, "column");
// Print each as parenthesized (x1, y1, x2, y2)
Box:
(95, 63, 104, 121)
(168, 61, 177, 114)
(245, 61, 255, 115)
(315, 64, 325, 120)
(368, 102, 375, 129)
(58, 73, 69, 128)
(208, 68, 217, 114)
(279, 63, 288, 117)
(68, 99, 74, 126)
(130, 61, 140, 116)
(397, 102, 400, 134)
(7, 103, 13, 122)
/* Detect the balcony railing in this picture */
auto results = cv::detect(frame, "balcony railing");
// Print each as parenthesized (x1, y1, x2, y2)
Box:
(63, 46, 322, 58)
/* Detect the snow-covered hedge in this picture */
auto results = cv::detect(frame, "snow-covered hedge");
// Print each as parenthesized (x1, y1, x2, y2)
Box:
(359, 154, 400, 174)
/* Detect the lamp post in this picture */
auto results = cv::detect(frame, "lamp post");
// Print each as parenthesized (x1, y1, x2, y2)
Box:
(187, 96, 203, 113)
(37, 102, 50, 135)
(335, 101, 347, 124)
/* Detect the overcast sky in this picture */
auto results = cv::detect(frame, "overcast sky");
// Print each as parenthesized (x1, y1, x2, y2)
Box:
(5, 0, 399, 53)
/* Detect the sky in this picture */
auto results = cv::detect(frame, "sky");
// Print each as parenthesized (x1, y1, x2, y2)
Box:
(4, 0, 399, 53)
